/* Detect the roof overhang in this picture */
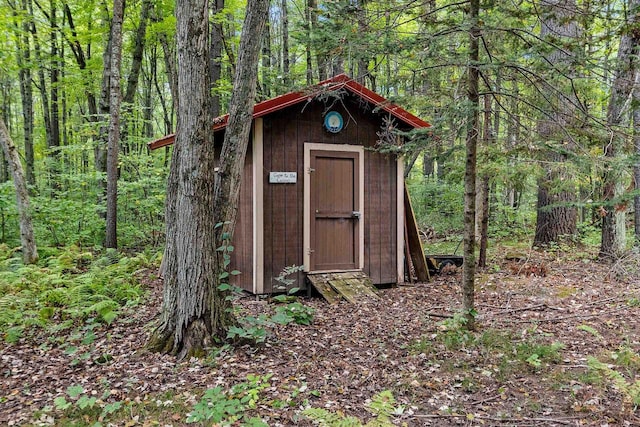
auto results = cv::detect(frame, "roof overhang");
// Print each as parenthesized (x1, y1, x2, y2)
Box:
(148, 74, 430, 150)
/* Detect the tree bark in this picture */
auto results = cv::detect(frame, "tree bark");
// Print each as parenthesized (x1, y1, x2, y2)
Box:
(462, 0, 479, 330)
(209, 0, 224, 118)
(281, 0, 290, 86)
(49, 0, 61, 190)
(261, 20, 271, 98)
(14, 0, 36, 189)
(600, 0, 640, 260)
(149, 0, 269, 359)
(63, 2, 99, 123)
(121, 0, 151, 154)
(305, 0, 313, 84)
(532, 0, 580, 247)
(105, 0, 125, 249)
(476, 94, 492, 268)
(634, 72, 640, 247)
(0, 118, 38, 264)
(150, 3, 179, 113)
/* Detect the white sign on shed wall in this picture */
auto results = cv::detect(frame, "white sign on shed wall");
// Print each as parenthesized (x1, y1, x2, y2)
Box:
(269, 172, 297, 184)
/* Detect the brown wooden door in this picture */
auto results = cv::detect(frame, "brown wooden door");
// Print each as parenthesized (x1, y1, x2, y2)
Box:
(309, 150, 360, 271)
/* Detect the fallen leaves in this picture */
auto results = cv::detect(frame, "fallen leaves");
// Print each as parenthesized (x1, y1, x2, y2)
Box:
(1, 252, 640, 425)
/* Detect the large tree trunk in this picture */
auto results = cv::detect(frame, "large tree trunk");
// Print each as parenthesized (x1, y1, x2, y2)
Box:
(149, 0, 269, 359)
(462, 0, 479, 330)
(600, 0, 640, 260)
(149, 0, 218, 358)
(105, 0, 125, 249)
(532, 0, 579, 247)
(0, 119, 38, 264)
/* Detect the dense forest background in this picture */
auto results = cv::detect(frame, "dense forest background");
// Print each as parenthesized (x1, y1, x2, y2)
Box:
(1, 0, 639, 256)
(5, 1, 640, 424)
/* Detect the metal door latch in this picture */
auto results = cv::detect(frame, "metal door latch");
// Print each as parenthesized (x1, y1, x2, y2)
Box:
(351, 211, 361, 218)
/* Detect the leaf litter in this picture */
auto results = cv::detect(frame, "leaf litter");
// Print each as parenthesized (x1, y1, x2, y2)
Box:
(1, 250, 640, 426)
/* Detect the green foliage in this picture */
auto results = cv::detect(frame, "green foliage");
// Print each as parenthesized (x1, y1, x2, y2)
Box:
(406, 179, 464, 235)
(227, 265, 314, 343)
(272, 301, 315, 326)
(186, 374, 271, 425)
(0, 246, 155, 341)
(227, 314, 270, 343)
(410, 319, 564, 376)
(273, 264, 305, 294)
(588, 351, 640, 407)
(302, 390, 404, 427)
(50, 383, 126, 423)
(270, 270, 314, 326)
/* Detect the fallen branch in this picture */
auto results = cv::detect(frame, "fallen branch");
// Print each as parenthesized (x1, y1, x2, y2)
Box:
(425, 312, 454, 319)
(406, 413, 582, 425)
(508, 306, 627, 323)
(470, 393, 503, 406)
(488, 303, 548, 316)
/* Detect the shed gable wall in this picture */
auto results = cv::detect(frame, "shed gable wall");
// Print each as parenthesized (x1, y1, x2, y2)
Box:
(261, 97, 398, 293)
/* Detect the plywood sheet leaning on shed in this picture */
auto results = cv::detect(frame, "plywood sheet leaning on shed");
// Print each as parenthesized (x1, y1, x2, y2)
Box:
(404, 186, 430, 282)
(307, 271, 379, 303)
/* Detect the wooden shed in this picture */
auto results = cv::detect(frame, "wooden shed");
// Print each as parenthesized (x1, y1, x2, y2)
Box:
(149, 74, 430, 294)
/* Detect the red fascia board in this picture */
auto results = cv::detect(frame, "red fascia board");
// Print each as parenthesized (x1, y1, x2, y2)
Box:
(147, 74, 429, 150)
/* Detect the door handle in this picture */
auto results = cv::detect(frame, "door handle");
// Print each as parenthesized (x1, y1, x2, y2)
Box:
(351, 211, 361, 219)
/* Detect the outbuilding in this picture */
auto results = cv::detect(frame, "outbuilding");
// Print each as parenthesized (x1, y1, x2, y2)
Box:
(149, 74, 430, 295)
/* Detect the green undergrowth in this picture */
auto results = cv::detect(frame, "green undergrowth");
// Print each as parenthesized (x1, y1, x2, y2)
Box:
(585, 344, 640, 409)
(42, 374, 319, 426)
(0, 245, 157, 343)
(409, 314, 564, 378)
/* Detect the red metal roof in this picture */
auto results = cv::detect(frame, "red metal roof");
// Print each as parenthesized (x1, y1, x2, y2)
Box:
(148, 74, 430, 150)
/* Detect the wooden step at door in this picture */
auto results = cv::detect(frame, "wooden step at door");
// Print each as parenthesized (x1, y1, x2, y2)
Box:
(306, 271, 379, 303)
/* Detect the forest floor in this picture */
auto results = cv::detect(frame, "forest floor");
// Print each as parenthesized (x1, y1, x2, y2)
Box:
(2, 245, 640, 426)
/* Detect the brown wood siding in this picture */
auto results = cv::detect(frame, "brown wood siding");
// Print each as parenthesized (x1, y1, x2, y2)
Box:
(230, 140, 254, 292)
(261, 97, 398, 290)
(263, 116, 305, 292)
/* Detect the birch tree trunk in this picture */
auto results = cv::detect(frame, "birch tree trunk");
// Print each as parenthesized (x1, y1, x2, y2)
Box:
(105, 0, 125, 249)
(0, 119, 38, 264)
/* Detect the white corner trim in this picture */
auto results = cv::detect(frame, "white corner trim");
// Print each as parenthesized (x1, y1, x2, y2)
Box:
(397, 157, 405, 283)
(253, 118, 264, 294)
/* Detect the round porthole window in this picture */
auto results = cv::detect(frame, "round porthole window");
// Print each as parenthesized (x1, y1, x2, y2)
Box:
(324, 111, 344, 133)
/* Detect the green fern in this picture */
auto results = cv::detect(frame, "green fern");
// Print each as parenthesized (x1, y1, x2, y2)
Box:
(303, 391, 402, 427)
(588, 356, 640, 406)
(0, 246, 153, 339)
(302, 408, 363, 427)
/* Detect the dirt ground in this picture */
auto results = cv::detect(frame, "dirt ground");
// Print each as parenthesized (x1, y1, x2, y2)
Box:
(2, 248, 640, 426)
